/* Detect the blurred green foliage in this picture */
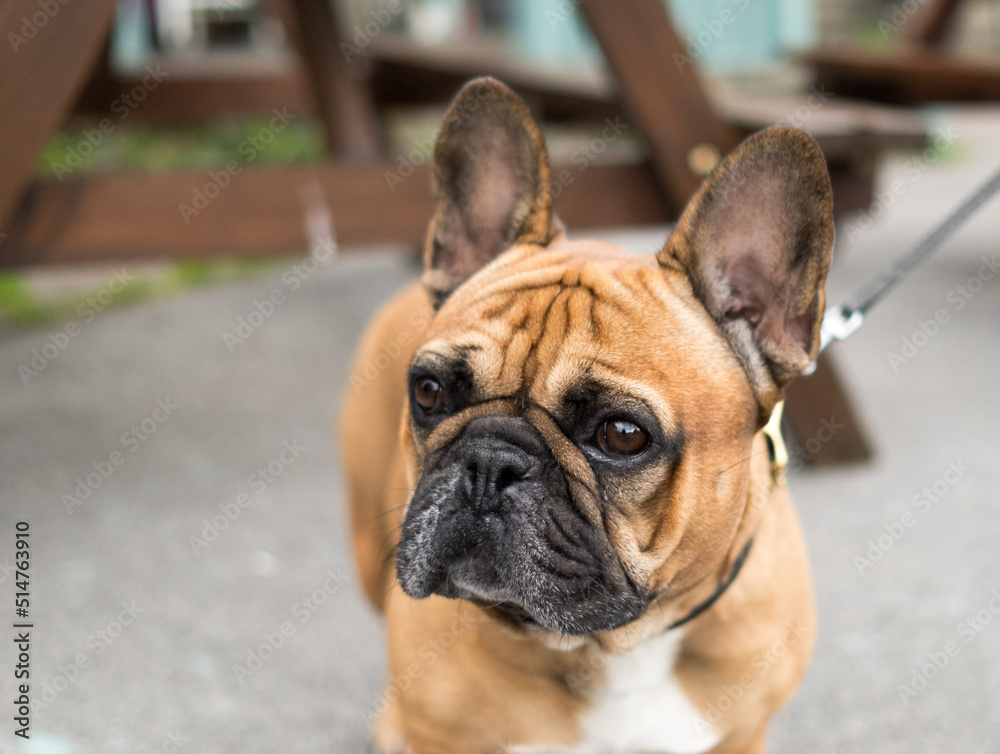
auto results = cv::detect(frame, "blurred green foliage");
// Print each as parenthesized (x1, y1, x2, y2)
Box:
(2, 116, 322, 326)
(37, 115, 324, 176)
(0, 259, 284, 326)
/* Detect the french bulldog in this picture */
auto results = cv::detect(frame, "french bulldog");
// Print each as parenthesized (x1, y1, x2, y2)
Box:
(341, 77, 831, 753)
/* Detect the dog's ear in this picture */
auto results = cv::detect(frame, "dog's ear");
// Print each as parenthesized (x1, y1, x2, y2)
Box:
(423, 77, 555, 306)
(658, 127, 834, 416)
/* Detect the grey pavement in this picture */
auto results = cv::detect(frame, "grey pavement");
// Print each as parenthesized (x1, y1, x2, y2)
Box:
(1, 106, 999, 754)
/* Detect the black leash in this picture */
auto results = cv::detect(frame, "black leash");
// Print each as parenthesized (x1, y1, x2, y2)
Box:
(815, 162, 1000, 357)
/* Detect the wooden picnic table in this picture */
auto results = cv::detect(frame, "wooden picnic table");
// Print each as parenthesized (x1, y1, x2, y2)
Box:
(1, 0, 933, 465)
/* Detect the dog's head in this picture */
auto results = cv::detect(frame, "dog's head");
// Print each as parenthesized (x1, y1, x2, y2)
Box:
(395, 78, 833, 637)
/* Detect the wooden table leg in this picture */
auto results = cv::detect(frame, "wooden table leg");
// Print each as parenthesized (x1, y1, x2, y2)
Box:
(283, 0, 381, 160)
(908, 0, 965, 47)
(0, 0, 119, 231)
(578, 0, 740, 215)
(783, 352, 871, 466)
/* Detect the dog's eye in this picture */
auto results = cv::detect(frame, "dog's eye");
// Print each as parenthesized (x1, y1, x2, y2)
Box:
(413, 376, 445, 415)
(596, 419, 649, 458)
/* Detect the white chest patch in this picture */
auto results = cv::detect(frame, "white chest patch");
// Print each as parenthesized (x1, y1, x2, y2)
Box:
(512, 631, 720, 754)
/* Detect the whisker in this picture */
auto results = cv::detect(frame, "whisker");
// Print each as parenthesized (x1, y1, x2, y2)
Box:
(364, 502, 411, 525)
(717, 449, 767, 476)
(375, 541, 400, 588)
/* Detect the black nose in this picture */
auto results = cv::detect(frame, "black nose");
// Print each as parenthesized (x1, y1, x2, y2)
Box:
(462, 440, 535, 512)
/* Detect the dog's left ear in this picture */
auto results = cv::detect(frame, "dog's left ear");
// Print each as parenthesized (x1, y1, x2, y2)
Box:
(423, 77, 556, 305)
(658, 126, 834, 416)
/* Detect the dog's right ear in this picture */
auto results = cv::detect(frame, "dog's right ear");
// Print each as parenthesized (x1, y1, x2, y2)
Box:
(422, 77, 556, 306)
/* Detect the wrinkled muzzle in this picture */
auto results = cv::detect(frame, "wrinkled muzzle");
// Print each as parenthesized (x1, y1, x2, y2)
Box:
(396, 414, 647, 635)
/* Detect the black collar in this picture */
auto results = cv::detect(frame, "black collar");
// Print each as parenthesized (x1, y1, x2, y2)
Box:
(667, 537, 754, 631)
(664, 414, 777, 632)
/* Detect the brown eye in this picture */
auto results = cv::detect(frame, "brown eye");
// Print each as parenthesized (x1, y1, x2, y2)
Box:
(596, 419, 649, 458)
(413, 377, 445, 414)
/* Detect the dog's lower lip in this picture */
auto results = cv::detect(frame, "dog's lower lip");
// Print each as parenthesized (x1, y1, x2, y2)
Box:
(479, 600, 540, 628)
(437, 576, 541, 627)
(441, 578, 516, 606)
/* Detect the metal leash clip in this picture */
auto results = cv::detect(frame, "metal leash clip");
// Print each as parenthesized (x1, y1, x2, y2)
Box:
(802, 161, 1000, 376)
(803, 306, 864, 375)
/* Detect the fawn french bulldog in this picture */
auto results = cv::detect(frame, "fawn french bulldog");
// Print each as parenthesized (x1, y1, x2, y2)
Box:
(342, 77, 829, 753)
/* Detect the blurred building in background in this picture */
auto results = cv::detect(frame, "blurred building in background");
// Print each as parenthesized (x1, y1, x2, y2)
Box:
(106, 0, 1000, 78)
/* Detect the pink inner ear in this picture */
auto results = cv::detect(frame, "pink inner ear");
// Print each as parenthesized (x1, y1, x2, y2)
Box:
(467, 167, 518, 244)
(427, 84, 552, 298)
(659, 127, 833, 390)
(723, 251, 817, 370)
(721, 253, 772, 329)
(723, 299, 762, 327)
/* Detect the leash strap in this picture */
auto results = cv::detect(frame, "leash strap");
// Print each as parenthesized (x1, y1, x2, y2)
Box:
(816, 162, 1000, 356)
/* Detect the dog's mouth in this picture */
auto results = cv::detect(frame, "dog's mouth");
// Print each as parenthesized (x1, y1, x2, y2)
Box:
(438, 570, 544, 629)
(480, 601, 540, 629)
(397, 523, 650, 635)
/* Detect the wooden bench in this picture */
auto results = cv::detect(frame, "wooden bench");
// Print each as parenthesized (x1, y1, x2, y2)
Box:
(801, 0, 1000, 103)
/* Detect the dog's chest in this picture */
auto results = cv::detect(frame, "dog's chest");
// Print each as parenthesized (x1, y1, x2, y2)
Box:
(514, 631, 720, 754)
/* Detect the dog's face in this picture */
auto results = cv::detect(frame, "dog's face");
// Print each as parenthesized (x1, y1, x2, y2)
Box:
(395, 78, 833, 637)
